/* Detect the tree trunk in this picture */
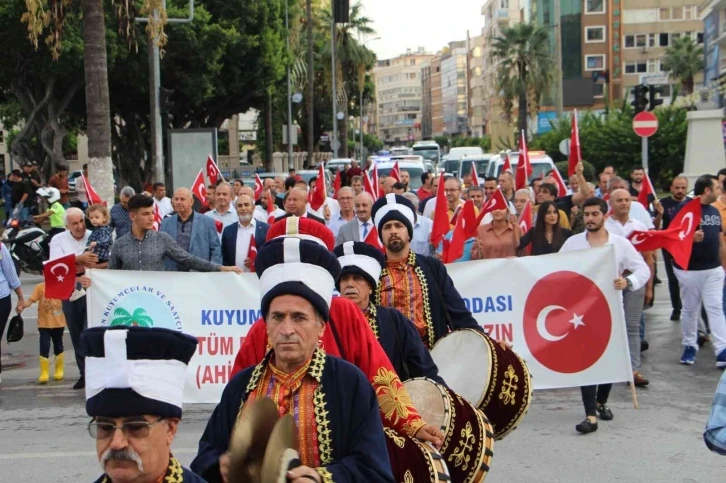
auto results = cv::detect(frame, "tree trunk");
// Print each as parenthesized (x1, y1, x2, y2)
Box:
(517, 62, 528, 138)
(265, 91, 274, 171)
(81, 0, 114, 206)
(306, 0, 315, 168)
(340, 102, 349, 157)
(683, 76, 694, 96)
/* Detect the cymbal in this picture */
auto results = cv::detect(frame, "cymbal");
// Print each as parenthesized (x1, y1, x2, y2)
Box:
(228, 398, 280, 483)
(261, 415, 299, 483)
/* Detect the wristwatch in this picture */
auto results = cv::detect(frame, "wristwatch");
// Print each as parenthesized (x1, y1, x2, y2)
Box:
(626, 278, 633, 291)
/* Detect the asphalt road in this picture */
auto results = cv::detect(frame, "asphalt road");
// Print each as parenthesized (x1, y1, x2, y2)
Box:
(0, 270, 724, 482)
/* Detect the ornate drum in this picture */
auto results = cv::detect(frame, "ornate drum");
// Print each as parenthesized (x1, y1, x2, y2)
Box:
(383, 427, 451, 482)
(430, 328, 533, 440)
(404, 378, 494, 483)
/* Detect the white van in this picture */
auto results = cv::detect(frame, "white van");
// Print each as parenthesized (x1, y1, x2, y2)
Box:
(442, 147, 485, 175)
(458, 154, 496, 181)
(486, 151, 557, 181)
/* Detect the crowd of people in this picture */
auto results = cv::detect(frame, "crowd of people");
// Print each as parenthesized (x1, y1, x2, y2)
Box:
(1, 157, 726, 481)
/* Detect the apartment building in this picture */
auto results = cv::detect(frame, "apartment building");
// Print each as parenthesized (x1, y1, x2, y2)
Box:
(374, 47, 434, 144)
(421, 62, 433, 139)
(468, 35, 486, 137)
(431, 56, 444, 136)
(441, 41, 470, 136)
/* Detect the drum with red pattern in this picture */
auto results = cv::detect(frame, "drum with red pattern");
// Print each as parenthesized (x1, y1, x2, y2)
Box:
(383, 427, 451, 482)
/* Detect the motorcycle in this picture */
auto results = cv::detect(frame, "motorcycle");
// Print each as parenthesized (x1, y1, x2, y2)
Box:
(2, 217, 49, 275)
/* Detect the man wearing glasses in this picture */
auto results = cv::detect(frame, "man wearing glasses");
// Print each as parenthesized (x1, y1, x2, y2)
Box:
(81, 326, 204, 482)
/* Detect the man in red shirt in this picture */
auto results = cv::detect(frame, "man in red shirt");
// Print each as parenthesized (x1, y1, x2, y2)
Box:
(48, 165, 70, 208)
(416, 171, 434, 200)
(346, 159, 363, 179)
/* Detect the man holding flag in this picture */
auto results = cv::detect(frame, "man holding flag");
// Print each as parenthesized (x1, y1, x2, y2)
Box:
(673, 175, 726, 367)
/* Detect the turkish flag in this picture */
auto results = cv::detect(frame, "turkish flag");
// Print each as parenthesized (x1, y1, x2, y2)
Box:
(503, 152, 512, 173)
(309, 164, 327, 211)
(628, 228, 682, 252)
(363, 225, 385, 252)
(247, 235, 258, 272)
(206, 155, 222, 184)
(665, 198, 702, 268)
(152, 205, 162, 231)
(81, 174, 104, 205)
(474, 187, 509, 226)
(637, 173, 655, 209)
(332, 170, 341, 199)
(515, 131, 532, 190)
(518, 201, 533, 255)
(363, 172, 378, 201)
(215, 220, 224, 234)
(43, 254, 76, 300)
(371, 164, 382, 198)
(446, 200, 477, 262)
(568, 110, 581, 177)
(390, 161, 402, 183)
(430, 172, 450, 246)
(254, 174, 264, 202)
(191, 169, 207, 206)
(548, 167, 568, 198)
(470, 162, 480, 188)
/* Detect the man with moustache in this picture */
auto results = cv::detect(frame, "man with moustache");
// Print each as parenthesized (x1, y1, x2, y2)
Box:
(83, 326, 204, 482)
(160, 188, 222, 272)
(221, 194, 270, 271)
(333, 241, 445, 383)
(335, 192, 374, 246)
(373, 194, 484, 348)
(657, 176, 689, 321)
(205, 182, 237, 234)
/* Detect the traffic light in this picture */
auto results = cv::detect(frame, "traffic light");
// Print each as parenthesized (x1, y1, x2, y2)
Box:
(630, 84, 649, 114)
(333, 0, 350, 23)
(160, 87, 175, 114)
(648, 85, 665, 111)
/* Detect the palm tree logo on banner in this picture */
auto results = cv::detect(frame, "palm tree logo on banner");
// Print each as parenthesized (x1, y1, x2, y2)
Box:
(110, 308, 154, 328)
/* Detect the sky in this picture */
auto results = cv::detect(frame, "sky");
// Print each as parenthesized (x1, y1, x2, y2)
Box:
(359, 0, 487, 60)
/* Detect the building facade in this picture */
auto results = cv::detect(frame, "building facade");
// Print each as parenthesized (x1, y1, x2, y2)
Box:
(440, 41, 470, 136)
(468, 35, 486, 137)
(373, 47, 434, 144)
(421, 62, 433, 139)
(431, 56, 444, 136)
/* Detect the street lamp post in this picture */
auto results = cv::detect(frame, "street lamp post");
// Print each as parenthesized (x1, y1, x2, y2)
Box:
(285, 0, 294, 170)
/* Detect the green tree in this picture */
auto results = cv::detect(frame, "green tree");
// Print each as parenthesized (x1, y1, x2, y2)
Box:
(490, 23, 553, 138)
(111, 308, 154, 327)
(662, 37, 704, 95)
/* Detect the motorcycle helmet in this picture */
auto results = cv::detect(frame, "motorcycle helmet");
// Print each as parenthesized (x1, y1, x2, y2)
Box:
(37, 187, 61, 204)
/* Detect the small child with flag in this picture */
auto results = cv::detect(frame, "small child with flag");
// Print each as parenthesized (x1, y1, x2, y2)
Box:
(17, 281, 67, 384)
(86, 204, 113, 264)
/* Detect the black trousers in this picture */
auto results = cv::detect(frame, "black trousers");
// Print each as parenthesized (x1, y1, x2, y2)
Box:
(662, 249, 682, 312)
(581, 384, 612, 417)
(39, 328, 64, 358)
(0, 295, 12, 374)
(61, 297, 87, 377)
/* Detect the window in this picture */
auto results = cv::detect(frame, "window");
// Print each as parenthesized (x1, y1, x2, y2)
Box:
(697, 32, 704, 44)
(0, 131, 4, 144)
(636, 34, 646, 48)
(625, 35, 635, 48)
(659, 8, 671, 20)
(585, 0, 605, 14)
(672, 7, 683, 20)
(585, 54, 605, 70)
(593, 83, 604, 98)
(624, 61, 647, 73)
(660, 33, 669, 47)
(685, 6, 693, 19)
(648, 59, 658, 73)
(585, 26, 606, 42)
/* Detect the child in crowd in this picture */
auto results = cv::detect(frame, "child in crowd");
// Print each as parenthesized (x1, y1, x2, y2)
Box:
(18, 282, 66, 384)
(86, 204, 113, 264)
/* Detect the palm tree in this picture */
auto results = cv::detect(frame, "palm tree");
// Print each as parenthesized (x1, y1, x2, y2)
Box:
(490, 23, 553, 138)
(323, 2, 376, 157)
(306, 0, 315, 166)
(111, 308, 154, 327)
(662, 36, 704, 95)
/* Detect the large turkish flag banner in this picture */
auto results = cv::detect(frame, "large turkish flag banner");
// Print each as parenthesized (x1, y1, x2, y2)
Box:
(445, 245, 633, 389)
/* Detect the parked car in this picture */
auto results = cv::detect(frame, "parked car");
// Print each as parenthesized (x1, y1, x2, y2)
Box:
(375, 161, 426, 190)
(485, 151, 557, 181)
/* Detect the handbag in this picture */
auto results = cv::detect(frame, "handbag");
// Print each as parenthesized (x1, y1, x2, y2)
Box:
(6, 314, 23, 343)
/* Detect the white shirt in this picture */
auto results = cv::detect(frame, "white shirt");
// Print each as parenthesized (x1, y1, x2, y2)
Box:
(235, 219, 257, 272)
(49, 229, 92, 260)
(328, 212, 355, 238)
(154, 197, 174, 218)
(559, 231, 650, 291)
(358, 217, 373, 241)
(604, 216, 649, 239)
(629, 201, 655, 229)
(205, 205, 238, 238)
(423, 196, 437, 219)
(412, 216, 433, 256)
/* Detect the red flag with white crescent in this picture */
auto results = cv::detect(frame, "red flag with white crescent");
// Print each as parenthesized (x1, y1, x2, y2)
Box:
(519, 201, 533, 255)
(470, 162, 480, 188)
(43, 253, 76, 300)
(81, 174, 104, 206)
(191, 169, 207, 206)
(363, 172, 378, 201)
(363, 225, 385, 252)
(247, 235, 258, 272)
(515, 131, 532, 191)
(503, 153, 512, 174)
(430, 172, 450, 247)
(548, 167, 568, 198)
(206, 155, 223, 184)
(390, 161, 402, 183)
(568, 110, 581, 177)
(637, 173, 655, 209)
(254, 174, 264, 201)
(309, 164, 327, 211)
(152, 204, 162, 231)
(474, 188, 509, 226)
(332, 170, 342, 199)
(266, 191, 277, 224)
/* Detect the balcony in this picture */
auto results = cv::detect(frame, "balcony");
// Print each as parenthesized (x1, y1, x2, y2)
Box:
(496, 9, 509, 22)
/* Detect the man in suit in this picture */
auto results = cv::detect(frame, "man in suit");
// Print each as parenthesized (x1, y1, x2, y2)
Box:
(222, 194, 270, 270)
(275, 187, 326, 224)
(161, 188, 222, 271)
(335, 192, 374, 246)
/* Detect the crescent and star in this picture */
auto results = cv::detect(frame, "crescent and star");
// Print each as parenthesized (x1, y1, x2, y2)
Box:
(679, 212, 694, 240)
(50, 262, 69, 282)
(536, 305, 585, 342)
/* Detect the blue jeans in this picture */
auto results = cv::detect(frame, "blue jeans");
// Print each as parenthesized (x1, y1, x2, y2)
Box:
(19, 206, 29, 222)
(640, 313, 645, 340)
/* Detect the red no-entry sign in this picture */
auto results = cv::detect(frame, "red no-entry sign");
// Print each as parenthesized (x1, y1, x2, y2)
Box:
(633, 112, 659, 138)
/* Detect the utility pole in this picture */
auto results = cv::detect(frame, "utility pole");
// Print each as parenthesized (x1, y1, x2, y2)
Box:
(331, 15, 339, 158)
(285, 0, 294, 170)
(554, 0, 563, 119)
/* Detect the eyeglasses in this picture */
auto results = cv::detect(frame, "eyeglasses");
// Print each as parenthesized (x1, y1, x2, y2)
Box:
(444, 189, 460, 194)
(88, 417, 165, 440)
